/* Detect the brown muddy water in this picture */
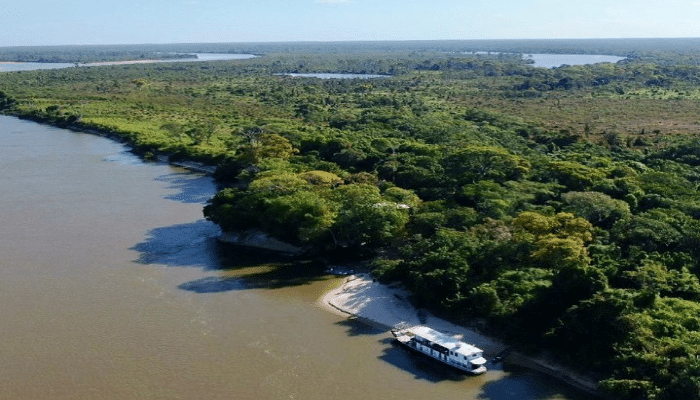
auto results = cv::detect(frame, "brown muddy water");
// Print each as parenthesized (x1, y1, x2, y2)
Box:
(0, 116, 590, 400)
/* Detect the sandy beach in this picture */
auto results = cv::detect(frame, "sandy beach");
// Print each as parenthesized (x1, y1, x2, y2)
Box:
(319, 273, 601, 396)
(320, 274, 507, 355)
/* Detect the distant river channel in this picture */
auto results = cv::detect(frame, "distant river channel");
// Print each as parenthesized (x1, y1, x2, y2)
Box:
(464, 52, 626, 68)
(523, 54, 626, 68)
(0, 55, 590, 399)
(278, 73, 389, 79)
(0, 53, 257, 72)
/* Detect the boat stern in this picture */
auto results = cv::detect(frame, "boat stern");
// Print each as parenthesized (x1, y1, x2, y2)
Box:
(469, 356, 488, 374)
(470, 365, 487, 375)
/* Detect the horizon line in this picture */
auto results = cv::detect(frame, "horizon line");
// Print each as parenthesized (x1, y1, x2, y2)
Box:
(2, 36, 700, 49)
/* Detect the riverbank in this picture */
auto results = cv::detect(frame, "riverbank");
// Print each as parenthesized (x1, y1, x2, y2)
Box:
(319, 273, 602, 398)
(2, 113, 219, 175)
(4, 111, 602, 397)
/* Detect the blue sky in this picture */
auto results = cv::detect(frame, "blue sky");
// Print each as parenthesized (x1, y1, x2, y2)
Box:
(2, 0, 699, 46)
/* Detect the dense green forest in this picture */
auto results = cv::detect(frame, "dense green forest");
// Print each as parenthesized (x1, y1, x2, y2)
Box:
(3, 39, 700, 399)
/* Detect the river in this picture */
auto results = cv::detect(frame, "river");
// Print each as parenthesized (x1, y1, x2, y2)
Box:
(277, 73, 389, 79)
(522, 54, 626, 68)
(0, 116, 591, 399)
(463, 52, 625, 68)
(0, 54, 256, 72)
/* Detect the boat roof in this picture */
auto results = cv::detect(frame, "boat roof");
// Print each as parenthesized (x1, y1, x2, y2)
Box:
(405, 326, 483, 356)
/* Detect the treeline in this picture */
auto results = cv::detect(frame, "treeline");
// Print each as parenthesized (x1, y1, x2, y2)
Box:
(3, 44, 700, 399)
(0, 44, 198, 63)
(4, 37, 700, 64)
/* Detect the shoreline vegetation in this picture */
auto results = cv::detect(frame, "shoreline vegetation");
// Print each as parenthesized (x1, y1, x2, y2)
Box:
(4, 39, 700, 399)
(0, 113, 604, 398)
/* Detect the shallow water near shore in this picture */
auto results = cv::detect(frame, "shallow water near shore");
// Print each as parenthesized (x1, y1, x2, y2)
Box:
(0, 115, 589, 399)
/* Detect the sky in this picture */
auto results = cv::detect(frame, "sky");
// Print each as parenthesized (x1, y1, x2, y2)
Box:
(2, 0, 699, 47)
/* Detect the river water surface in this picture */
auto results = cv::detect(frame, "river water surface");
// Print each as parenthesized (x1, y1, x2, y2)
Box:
(0, 118, 590, 398)
(0, 54, 256, 72)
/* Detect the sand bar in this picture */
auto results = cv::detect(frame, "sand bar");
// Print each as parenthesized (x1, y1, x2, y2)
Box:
(319, 273, 601, 396)
(320, 274, 507, 354)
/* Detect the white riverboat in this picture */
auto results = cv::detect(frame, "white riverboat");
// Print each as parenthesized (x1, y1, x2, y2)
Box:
(392, 325, 487, 374)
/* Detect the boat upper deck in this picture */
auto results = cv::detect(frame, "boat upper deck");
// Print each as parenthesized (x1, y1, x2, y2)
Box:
(403, 326, 483, 358)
